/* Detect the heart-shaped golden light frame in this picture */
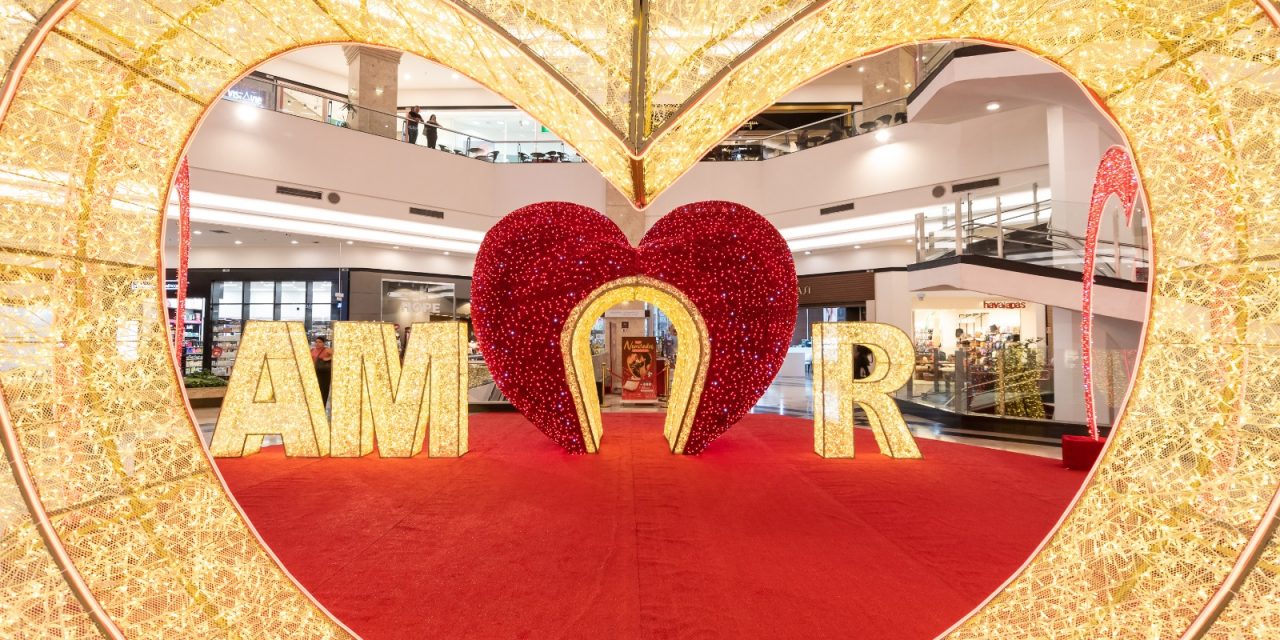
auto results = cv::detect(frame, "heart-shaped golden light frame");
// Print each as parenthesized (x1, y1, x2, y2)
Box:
(0, 0, 1278, 637)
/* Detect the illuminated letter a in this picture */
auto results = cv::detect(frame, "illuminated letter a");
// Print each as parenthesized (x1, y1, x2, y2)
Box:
(813, 322, 921, 459)
(210, 321, 330, 457)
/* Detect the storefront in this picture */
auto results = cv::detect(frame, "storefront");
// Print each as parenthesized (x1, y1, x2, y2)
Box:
(166, 268, 343, 377)
(906, 292, 1050, 419)
(782, 271, 874, 378)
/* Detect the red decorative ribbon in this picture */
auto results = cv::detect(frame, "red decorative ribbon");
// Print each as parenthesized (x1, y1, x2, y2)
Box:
(175, 157, 191, 359)
(1081, 146, 1139, 440)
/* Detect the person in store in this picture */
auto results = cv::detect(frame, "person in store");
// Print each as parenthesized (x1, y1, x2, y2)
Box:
(406, 106, 423, 144)
(311, 335, 334, 405)
(425, 113, 440, 149)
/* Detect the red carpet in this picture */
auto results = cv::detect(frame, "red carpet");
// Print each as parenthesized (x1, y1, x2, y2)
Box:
(215, 413, 1085, 639)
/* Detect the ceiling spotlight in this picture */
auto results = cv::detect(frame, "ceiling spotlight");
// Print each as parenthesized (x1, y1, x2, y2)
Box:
(986, 101, 1002, 111)
(233, 240, 243, 245)
(346, 240, 354, 245)
(874, 129, 891, 143)
(857, 66, 865, 72)
(192, 230, 202, 235)
(804, 250, 812, 255)
(290, 239, 299, 245)
(854, 245, 862, 249)
(443, 251, 451, 256)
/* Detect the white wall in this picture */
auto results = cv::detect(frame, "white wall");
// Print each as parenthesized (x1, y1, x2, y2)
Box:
(793, 245, 916, 275)
(167, 243, 475, 276)
(646, 105, 1051, 230)
(189, 101, 607, 225)
(869, 271, 913, 336)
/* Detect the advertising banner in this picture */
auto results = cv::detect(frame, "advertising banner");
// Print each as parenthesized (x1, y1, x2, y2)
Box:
(620, 336, 658, 402)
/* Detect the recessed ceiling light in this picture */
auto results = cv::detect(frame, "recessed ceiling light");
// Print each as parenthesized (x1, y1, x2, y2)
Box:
(905, 238, 915, 243)
(986, 101, 1002, 111)
(450, 72, 460, 80)
(192, 230, 202, 235)
(290, 240, 299, 244)
(393, 245, 401, 250)
(803, 250, 812, 255)
(874, 129, 891, 143)
(233, 240, 243, 245)
(443, 251, 451, 256)
(854, 245, 862, 249)
(346, 240, 354, 245)
(857, 66, 865, 72)
(403, 73, 412, 80)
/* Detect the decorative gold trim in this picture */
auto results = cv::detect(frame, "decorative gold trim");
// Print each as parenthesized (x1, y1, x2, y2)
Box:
(560, 276, 709, 454)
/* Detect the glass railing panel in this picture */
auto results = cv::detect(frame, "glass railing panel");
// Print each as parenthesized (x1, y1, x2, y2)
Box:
(280, 87, 325, 121)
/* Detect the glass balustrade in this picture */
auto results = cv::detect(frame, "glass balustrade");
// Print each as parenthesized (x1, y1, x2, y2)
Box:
(912, 182, 1151, 284)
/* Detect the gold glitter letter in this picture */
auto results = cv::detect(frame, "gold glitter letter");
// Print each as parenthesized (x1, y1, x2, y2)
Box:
(329, 322, 468, 458)
(813, 322, 920, 459)
(210, 321, 330, 457)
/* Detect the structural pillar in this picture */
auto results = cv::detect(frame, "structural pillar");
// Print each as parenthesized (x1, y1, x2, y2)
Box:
(342, 45, 402, 139)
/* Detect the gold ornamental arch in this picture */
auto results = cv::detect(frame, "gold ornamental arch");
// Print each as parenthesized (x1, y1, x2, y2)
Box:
(1, 1, 1279, 637)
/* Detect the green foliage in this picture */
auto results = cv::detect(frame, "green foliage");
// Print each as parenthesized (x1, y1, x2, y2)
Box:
(997, 338, 1046, 419)
(183, 370, 228, 388)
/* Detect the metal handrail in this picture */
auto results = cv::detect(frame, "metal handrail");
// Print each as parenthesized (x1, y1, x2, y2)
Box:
(225, 74, 586, 163)
(914, 182, 1150, 281)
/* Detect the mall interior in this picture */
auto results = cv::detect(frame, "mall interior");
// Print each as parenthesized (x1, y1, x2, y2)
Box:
(2, 2, 1279, 639)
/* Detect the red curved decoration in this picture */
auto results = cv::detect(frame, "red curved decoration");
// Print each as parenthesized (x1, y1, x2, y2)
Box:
(175, 156, 191, 355)
(1081, 146, 1139, 440)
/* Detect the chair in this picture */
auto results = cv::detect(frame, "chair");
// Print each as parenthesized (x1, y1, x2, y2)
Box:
(489, 150, 499, 162)
(531, 152, 546, 162)
(518, 152, 531, 163)
(859, 121, 878, 134)
(876, 114, 892, 126)
(893, 112, 908, 124)
(439, 145, 452, 154)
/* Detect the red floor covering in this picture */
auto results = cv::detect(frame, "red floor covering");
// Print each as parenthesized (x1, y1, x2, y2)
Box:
(215, 413, 1086, 640)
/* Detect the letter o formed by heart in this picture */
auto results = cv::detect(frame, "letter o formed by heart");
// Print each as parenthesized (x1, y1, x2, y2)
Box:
(472, 201, 798, 454)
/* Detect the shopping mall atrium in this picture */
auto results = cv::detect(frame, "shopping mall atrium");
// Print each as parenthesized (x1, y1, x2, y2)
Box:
(2, 2, 1279, 638)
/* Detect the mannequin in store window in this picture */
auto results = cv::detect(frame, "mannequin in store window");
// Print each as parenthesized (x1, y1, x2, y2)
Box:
(311, 336, 334, 405)
(406, 107, 423, 144)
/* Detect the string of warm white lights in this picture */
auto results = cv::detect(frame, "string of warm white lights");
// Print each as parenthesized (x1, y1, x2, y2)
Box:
(0, 0, 1277, 637)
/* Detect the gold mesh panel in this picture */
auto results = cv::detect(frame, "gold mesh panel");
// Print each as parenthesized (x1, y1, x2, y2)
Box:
(0, 455, 99, 638)
(451, 0, 634, 132)
(0, 0, 1276, 637)
(642, 0, 817, 137)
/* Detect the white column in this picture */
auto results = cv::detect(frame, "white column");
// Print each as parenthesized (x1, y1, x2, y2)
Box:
(1046, 105, 1104, 268)
(1051, 306, 1085, 423)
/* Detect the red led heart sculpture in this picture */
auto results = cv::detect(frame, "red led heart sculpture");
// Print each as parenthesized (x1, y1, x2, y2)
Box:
(472, 201, 797, 454)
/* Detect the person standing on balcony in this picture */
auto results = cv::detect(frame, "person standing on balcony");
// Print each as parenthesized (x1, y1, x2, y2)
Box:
(406, 107, 423, 144)
(426, 113, 440, 149)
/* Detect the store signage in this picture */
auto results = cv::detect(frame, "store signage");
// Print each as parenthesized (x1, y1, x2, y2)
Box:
(604, 309, 646, 318)
(210, 320, 468, 459)
(983, 300, 1027, 309)
(620, 337, 658, 403)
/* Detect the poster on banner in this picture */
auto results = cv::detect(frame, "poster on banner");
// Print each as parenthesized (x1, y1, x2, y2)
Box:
(621, 337, 659, 402)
